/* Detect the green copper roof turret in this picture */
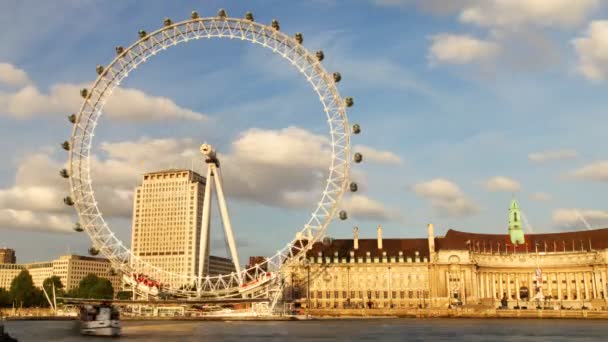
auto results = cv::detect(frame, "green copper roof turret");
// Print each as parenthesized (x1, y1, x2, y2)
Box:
(508, 199, 525, 245)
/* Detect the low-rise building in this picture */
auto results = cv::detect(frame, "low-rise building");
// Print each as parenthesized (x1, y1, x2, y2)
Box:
(0, 254, 121, 293)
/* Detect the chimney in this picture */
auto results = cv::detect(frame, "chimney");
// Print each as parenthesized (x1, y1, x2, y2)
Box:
(427, 223, 435, 254)
(377, 225, 383, 250)
(353, 226, 359, 250)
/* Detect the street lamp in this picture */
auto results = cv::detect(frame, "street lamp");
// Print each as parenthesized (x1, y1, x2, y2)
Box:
(303, 259, 311, 317)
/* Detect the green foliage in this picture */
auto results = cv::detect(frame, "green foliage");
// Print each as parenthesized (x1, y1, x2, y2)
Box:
(0, 287, 11, 307)
(116, 290, 132, 300)
(70, 274, 114, 299)
(42, 276, 65, 297)
(9, 270, 46, 307)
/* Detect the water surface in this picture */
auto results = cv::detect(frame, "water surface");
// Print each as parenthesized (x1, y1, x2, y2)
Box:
(4, 318, 608, 341)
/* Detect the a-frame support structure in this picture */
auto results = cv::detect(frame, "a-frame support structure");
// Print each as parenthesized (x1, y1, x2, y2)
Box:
(197, 144, 242, 294)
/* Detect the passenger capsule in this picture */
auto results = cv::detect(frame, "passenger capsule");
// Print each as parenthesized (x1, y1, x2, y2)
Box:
(95, 65, 104, 75)
(68, 114, 76, 124)
(349, 182, 358, 192)
(345, 97, 354, 107)
(191, 11, 200, 20)
(60, 169, 69, 179)
(138, 30, 147, 39)
(295, 32, 303, 44)
(352, 124, 361, 134)
(115, 46, 124, 55)
(163, 18, 172, 26)
(73, 223, 84, 232)
(217, 9, 227, 18)
(316, 50, 324, 62)
(88, 247, 100, 256)
(80, 88, 88, 98)
(353, 152, 363, 163)
(245, 11, 254, 21)
(271, 19, 280, 31)
(339, 210, 348, 220)
(61, 141, 70, 151)
(333, 72, 342, 83)
(63, 196, 74, 206)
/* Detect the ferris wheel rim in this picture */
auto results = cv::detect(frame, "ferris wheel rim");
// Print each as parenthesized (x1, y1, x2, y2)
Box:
(68, 15, 352, 297)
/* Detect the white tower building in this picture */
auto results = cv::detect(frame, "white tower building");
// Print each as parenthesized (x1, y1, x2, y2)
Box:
(130, 169, 205, 287)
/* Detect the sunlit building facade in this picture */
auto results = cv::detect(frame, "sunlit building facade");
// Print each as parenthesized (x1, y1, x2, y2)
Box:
(0, 254, 121, 292)
(0, 248, 16, 264)
(287, 201, 608, 310)
(130, 169, 205, 286)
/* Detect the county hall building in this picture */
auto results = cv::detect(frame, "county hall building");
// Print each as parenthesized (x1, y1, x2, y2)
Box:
(286, 200, 608, 310)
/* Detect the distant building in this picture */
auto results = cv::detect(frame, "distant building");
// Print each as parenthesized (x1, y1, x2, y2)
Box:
(0, 248, 16, 264)
(208, 255, 236, 276)
(287, 200, 608, 310)
(131, 169, 206, 286)
(246, 256, 268, 271)
(0, 254, 121, 292)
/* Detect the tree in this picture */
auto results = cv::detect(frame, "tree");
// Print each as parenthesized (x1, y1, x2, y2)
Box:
(0, 288, 11, 307)
(43, 276, 65, 298)
(70, 274, 114, 300)
(9, 270, 46, 307)
(116, 291, 133, 300)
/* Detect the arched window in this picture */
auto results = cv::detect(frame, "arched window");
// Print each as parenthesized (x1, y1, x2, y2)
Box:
(513, 212, 518, 222)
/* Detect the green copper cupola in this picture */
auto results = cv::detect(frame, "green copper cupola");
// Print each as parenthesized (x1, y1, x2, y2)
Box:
(508, 199, 525, 245)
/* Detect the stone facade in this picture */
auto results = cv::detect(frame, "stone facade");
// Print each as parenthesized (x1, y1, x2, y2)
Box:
(287, 224, 608, 310)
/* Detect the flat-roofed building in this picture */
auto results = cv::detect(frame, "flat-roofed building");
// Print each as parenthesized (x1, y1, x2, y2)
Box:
(131, 169, 205, 286)
(0, 254, 121, 293)
(0, 264, 22, 289)
(208, 255, 236, 276)
(0, 248, 16, 264)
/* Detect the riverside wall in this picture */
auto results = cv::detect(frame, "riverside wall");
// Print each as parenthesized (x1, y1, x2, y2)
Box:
(307, 307, 608, 319)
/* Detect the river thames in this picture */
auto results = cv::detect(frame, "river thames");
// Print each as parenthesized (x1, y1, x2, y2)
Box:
(3, 319, 608, 341)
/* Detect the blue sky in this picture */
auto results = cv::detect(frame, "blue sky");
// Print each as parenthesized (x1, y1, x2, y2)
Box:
(2, 0, 608, 263)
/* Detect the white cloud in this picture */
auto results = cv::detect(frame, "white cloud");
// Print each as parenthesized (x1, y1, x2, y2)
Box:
(0, 209, 73, 233)
(374, 0, 598, 28)
(242, 30, 437, 98)
(0, 62, 30, 87)
(569, 160, 608, 182)
(573, 21, 608, 81)
(530, 192, 552, 202)
(372, 0, 473, 15)
(429, 34, 500, 64)
(481, 176, 521, 192)
(413, 178, 478, 217)
(342, 194, 403, 222)
(353, 145, 403, 165)
(0, 82, 206, 121)
(552, 208, 608, 228)
(460, 0, 599, 28)
(528, 149, 578, 163)
(0, 126, 400, 232)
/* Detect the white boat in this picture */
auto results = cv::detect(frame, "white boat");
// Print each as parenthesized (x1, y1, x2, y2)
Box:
(79, 304, 121, 337)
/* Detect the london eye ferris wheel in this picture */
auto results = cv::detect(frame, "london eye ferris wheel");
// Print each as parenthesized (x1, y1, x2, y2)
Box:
(61, 9, 363, 299)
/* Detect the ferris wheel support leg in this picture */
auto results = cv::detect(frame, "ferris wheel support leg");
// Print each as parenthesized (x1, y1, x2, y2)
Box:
(197, 165, 214, 293)
(212, 165, 243, 284)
